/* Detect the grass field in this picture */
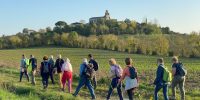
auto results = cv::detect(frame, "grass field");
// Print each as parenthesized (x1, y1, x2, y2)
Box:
(0, 47, 200, 100)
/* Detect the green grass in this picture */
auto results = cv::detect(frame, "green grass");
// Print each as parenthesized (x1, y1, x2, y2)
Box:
(0, 47, 200, 100)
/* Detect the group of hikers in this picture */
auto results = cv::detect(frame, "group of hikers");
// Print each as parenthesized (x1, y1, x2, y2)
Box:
(19, 53, 186, 100)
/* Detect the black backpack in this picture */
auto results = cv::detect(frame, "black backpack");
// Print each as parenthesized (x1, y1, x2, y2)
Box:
(129, 67, 137, 79)
(43, 62, 49, 73)
(84, 64, 95, 79)
(91, 60, 99, 71)
(177, 63, 187, 76)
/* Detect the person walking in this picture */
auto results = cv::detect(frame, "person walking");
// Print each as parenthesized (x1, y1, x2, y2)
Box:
(19, 54, 30, 82)
(153, 58, 169, 100)
(118, 58, 138, 100)
(61, 58, 73, 93)
(88, 54, 99, 89)
(29, 55, 37, 85)
(171, 56, 186, 100)
(73, 58, 96, 100)
(49, 55, 55, 84)
(55, 54, 64, 89)
(40, 56, 51, 89)
(106, 58, 123, 100)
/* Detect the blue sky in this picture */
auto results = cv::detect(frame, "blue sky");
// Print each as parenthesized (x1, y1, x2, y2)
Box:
(0, 0, 200, 35)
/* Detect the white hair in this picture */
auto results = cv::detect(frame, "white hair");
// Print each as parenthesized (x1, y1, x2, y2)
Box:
(83, 58, 88, 64)
(50, 55, 53, 59)
(58, 54, 61, 59)
(64, 58, 70, 63)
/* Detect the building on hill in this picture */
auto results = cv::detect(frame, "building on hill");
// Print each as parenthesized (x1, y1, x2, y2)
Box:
(89, 10, 111, 23)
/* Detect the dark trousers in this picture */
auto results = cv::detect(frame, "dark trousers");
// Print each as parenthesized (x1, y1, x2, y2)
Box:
(154, 84, 168, 100)
(107, 77, 123, 100)
(19, 69, 29, 82)
(127, 88, 134, 100)
(42, 73, 50, 88)
(50, 69, 55, 84)
(92, 75, 97, 89)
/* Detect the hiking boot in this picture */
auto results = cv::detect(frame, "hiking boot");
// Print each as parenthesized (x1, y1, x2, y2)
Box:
(72, 94, 77, 97)
(62, 88, 65, 92)
(169, 97, 176, 100)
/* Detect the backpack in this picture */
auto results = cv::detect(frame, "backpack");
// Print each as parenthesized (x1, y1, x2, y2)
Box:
(163, 66, 172, 82)
(178, 63, 187, 76)
(23, 59, 29, 68)
(84, 64, 95, 79)
(114, 65, 123, 77)
(43, 62, 49, 73)
(129, 67, 137, 79)
(92, 60, 99, 71)
(49, 59, 55, 68)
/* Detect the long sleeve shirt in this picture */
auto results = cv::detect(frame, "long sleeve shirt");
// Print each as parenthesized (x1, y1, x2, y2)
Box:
(79, 63, 87, 76)
(154, 64, 164, 85)
(61, 62, 73, 72)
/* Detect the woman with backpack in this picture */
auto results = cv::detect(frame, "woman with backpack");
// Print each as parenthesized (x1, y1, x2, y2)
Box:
(106, 58, 123, 100)
(118, 58, 138, 100)
(73, 58, 96, 100)
(61, 58, 73, 93)
(40, 56, 51, 89)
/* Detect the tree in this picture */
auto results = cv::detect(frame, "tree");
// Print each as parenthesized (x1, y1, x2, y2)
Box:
(97, 24, 109, 35)
(23, 28, 29, 34)
(153, 36, 169, 55)
(53, 33, 61, 45)
(119, 22, 128, 34)
(54, 21, 67, 34)
(67, 31, 79, 47)
(8, 36, 22, 48)
(46, 27, 52, 32)
(61, 33, 68, 46)
(55, 21, 67, 28)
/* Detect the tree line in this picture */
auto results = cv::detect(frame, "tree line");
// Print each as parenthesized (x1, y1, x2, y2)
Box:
(0, 19, 200, 57)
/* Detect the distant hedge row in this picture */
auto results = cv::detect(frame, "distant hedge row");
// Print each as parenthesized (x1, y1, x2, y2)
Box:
(0, 31, 199, 58)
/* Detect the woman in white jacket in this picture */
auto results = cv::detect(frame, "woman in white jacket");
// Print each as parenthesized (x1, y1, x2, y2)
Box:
(61, 58, 73, 93)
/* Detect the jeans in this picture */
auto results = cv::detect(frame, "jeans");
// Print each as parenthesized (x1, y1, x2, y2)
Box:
(19, 69, 29, 82)
(31, 69, 36, 85)
(154, 84, 168, 100)
(42, 73, 49, 88)
(171, 76, 185, 100)
(127, 88, 134, 100)
(50, 68, 55, 84)
(107, 77, 123, 100)
(74, 76, 95, 99)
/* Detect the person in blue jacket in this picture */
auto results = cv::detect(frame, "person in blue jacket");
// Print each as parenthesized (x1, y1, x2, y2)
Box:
(73, 58, 96, 100)
(153, 58, 168, 100)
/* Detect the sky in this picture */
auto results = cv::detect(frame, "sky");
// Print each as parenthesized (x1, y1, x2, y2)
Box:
(0, 0, 200, 35)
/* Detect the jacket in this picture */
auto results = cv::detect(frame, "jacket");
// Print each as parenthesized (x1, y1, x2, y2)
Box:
(154, 64, 165, 85)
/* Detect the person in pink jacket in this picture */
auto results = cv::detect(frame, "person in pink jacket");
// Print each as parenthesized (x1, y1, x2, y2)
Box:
(119, 58, 139, 100)
(61, 58, 73, 93)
